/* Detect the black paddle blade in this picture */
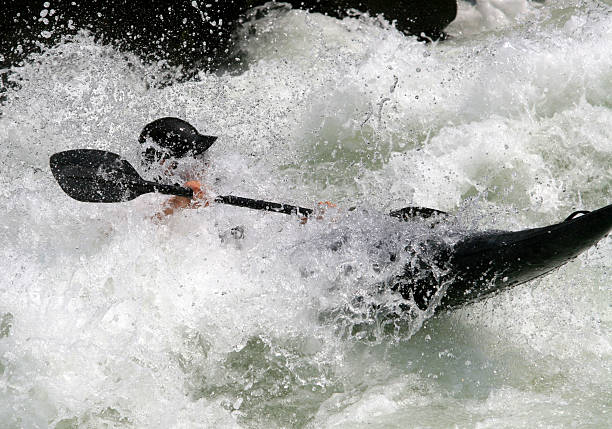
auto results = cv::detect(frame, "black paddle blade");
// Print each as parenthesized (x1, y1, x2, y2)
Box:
(50, 149, 152, 203)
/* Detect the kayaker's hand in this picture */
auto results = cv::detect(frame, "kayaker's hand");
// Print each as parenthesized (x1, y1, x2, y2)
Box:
(300, 201, 337, 224)
(184, 180, 211, 208)
(155, 180, 211, 220)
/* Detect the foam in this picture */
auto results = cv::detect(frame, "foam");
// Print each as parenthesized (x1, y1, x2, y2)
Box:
(1, 2, 610, 427)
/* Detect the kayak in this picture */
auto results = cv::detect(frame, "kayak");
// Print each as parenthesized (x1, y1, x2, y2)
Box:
(391, 204, 612, 311)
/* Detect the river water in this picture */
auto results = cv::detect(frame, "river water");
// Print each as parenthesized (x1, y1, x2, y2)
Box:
(1, 1, 611, 427)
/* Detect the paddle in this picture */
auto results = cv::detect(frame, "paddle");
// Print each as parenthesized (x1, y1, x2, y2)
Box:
(50, 149, 448, 220)
(50, 149, 314, 216)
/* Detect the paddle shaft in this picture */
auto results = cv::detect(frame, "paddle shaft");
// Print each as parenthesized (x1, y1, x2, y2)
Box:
(151, 181, 313, 216)
(215, 195, 313, 217)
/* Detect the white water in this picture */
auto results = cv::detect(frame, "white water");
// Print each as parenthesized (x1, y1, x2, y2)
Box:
(1, 1, 611, 427)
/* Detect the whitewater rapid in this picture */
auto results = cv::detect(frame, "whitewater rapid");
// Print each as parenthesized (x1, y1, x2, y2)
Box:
(1, 1, 610, 427)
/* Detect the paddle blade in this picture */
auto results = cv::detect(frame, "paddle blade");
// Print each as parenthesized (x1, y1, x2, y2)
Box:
(50, 149, 151, 203)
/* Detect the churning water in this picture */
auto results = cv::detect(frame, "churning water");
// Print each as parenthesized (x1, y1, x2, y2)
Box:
(1, 1, 611, 427)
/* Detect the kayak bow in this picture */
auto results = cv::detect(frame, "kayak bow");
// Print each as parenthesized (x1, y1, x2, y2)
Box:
(396, 204, 612, 311)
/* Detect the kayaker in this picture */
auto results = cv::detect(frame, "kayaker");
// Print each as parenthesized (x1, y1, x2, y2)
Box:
(139, 117, 216, 218)
(140, 117, 336, 221)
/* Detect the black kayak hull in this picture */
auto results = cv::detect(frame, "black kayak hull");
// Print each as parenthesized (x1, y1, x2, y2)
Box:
(442, 203, 612, 309)
(391, 204, 612, 311)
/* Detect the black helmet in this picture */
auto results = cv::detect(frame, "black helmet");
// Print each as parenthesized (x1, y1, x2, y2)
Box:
(139, 117, 217, 164)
